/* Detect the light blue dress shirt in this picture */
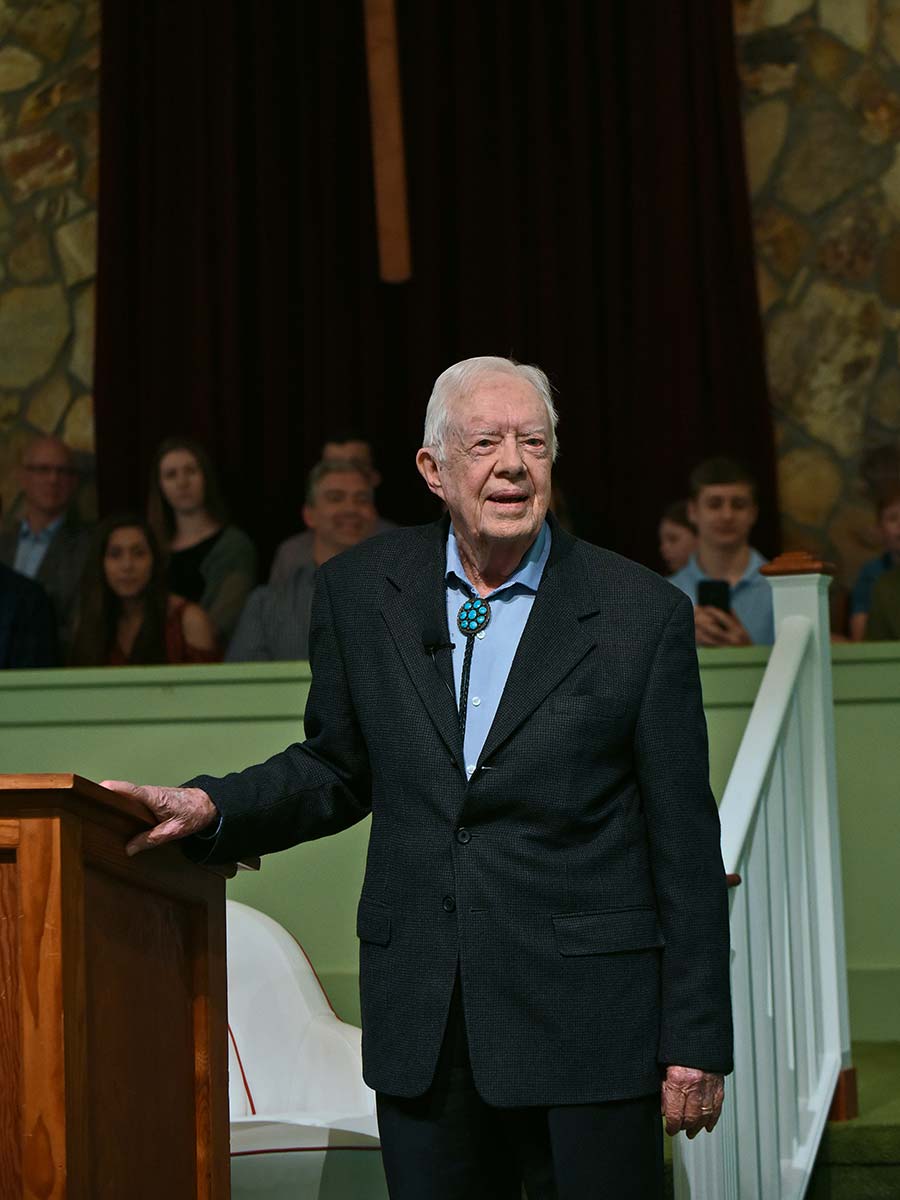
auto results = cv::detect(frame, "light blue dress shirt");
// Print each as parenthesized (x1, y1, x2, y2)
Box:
(13, 516, 64, 579)
(669, 547, 775, 645)
(445, 522, 551, 778)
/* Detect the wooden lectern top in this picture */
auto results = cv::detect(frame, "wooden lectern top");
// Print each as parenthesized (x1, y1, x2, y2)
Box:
(0, 770, 156, 822)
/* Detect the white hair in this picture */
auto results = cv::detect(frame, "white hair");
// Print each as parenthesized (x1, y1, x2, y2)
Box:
(422, 356, 559, 462)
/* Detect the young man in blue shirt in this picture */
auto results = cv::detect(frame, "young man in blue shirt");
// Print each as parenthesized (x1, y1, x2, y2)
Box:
(849, 485, 900, 641)
(669, 457, 774, 646)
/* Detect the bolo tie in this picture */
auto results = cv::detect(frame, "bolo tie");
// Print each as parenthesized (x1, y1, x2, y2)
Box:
(456, 595, 491, 743)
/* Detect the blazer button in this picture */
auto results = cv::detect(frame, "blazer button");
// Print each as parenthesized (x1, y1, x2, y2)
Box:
(456, 827, 471, 845)
(442, 895, 456, 913)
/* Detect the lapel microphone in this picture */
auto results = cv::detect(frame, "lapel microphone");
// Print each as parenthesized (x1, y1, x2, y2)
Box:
(422, 628, 455, 655)
(422, 627, 456, 705)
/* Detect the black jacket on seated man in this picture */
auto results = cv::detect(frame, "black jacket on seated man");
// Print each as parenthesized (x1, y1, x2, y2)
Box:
(0, 564, 59, 669)
(186, 514, 732, 1105)
(0, 511, 90, 654)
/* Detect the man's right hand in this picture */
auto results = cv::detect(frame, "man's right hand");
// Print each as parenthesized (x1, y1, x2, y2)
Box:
(100, 780, 218, 857)
(693, 605, 752, 647)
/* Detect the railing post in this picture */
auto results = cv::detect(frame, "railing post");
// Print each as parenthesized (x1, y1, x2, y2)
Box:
(761, 552, 856, 1120)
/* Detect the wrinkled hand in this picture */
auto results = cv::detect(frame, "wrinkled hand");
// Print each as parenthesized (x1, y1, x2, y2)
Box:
(100, 780, 218, 857)
(694, 606, 752, 648)
(661, 1065, 724, 1138)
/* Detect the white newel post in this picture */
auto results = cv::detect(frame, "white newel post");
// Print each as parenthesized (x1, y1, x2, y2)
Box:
(761, 553, 855, 1109)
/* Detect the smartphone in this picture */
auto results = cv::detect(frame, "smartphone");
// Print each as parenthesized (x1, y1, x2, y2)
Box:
(697, 580, 731, 613)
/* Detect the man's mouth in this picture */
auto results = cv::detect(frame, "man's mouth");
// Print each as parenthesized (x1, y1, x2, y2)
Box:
(487, 491, 529, 506)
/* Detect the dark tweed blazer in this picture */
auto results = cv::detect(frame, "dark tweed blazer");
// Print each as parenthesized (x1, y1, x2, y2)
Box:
(189, 516, 732, 1106)
(0, 512, 91, 652)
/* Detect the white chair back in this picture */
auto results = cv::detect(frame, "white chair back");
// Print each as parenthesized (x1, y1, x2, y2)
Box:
(226, 899, 372, 1118)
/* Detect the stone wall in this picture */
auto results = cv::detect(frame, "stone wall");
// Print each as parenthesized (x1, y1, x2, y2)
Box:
(0, 0, 98, 518)
(736, 0, 900, 587)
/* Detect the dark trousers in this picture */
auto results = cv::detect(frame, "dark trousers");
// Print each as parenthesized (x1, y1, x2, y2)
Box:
(376, 984, 664, 1200)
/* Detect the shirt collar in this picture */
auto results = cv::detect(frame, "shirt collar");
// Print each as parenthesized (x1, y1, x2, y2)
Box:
(684, 546, 767, 588)
(446, 521, 551, 598)
(19, 514, 64, 542)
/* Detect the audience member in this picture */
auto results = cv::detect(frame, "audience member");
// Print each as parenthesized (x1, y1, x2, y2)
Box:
(669, 457, 774, 646)
(228, 460, 377, 662)
(147, 437, 256, 640)
(849, 484, 900, 641)
(70, 515, 219, 666)
(658, 500, 697, 574)
(0, 435, 91, 653)
(269, 431, 394, 583)
(865, 563, 900, 641)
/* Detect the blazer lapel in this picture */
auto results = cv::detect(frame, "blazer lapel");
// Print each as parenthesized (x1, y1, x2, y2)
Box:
(380, 521, 463, 763)
(477, 528, 596, 768)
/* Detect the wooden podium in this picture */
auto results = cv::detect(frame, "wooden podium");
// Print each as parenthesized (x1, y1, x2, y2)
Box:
(0, 774, 231, 1199)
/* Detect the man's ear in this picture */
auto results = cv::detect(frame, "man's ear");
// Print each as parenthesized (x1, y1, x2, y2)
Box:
(302, 503, 317, 531)
(416, 448, 443, 497)
(686, 498, 698, 526)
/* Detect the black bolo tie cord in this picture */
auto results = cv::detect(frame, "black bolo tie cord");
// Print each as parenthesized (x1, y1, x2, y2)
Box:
(458, 635, 476, 744)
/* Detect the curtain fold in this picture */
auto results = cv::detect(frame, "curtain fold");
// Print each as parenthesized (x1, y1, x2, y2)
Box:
(96, 0, 777, 570)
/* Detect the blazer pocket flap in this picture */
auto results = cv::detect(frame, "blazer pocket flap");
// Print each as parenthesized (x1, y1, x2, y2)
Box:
(552, 908, 664, 956)
(356, 903, 392, 946)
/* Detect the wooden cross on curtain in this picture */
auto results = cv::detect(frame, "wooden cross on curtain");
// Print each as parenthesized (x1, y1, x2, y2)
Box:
(363, 0, 412, 282)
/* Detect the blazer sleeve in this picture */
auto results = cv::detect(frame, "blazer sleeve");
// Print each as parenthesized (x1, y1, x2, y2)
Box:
(183, 566, 372, 863)
(634, 593, 733, 1075)
(200, 526, 258, 640)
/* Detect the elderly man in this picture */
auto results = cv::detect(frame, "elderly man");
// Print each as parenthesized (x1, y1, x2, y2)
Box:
(0, 435, 91, 653)
(227, 459, 378, 662)
(269, 430, 395, 583)
(104, 357, 731, 1199)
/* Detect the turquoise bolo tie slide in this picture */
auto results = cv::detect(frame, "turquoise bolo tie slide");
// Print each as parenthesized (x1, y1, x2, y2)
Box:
(457, 597, 491, 637)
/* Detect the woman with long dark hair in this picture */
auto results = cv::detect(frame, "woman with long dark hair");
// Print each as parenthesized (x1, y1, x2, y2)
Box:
(147, 437, 256, 639)
(70, 515, 219, 665)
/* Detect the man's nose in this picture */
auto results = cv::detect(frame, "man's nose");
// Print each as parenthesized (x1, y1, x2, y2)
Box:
(495, 436, 526, 475)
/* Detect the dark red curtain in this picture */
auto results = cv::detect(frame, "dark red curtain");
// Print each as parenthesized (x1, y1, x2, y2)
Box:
(95, 0, 777, 572)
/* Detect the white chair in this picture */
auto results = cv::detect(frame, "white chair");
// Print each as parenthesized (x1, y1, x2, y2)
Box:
(226, 899, 388, 1199)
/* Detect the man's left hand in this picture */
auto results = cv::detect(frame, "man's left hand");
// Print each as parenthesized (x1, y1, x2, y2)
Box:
(661, 1065, 724, 1138)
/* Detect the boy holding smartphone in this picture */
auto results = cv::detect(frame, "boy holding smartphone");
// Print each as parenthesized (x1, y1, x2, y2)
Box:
(668, 457, 774, 646)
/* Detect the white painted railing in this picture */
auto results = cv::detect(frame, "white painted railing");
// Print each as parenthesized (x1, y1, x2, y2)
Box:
(674, 557, 853, 1200)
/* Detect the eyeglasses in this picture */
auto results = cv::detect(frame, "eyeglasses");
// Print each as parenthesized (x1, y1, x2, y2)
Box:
(23, 464, 79, 478)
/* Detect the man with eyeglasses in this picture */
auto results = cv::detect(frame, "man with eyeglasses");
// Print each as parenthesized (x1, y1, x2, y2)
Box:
(0, 435, 92, 656)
